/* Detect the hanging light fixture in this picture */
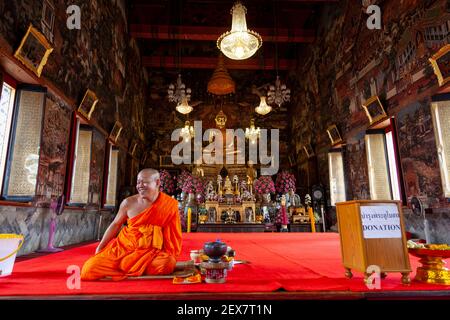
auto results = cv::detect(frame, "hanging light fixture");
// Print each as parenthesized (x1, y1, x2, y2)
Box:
(245, 118, 260, 144)
(175, 96, 193, 115)
(267, 75, 291, 107)
(180, 120, 195, 142)
(168, 74, 192, 105)
(267, 2, 290, 107)
(207, 54, 236, 96)
(217, 1, 262, 60)
(255, 96, 272, 115)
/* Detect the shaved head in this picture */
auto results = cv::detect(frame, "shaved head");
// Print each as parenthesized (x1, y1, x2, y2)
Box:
(136, 168, 161, 201)
(138, 168, 160, 181)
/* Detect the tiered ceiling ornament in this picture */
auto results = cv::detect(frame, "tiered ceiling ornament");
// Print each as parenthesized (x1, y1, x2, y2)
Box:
(217, 1, 262, 60)
(207, 54, 236, 96)
(245, 118, 260, 144)
(255, 96, 272, 115)
(267, 75, 290, 107)
(168, 74, 193, 114)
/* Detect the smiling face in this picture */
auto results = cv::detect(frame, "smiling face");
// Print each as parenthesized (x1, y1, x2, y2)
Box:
(136, 171, 160, 201)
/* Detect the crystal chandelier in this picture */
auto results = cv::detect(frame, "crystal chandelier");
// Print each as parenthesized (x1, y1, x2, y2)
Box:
(180, 121, 194, 142)
(175, 97, 193, 115)
(217, 2, 262, 60)
(245, 119, 260, 144)
(267, 75, 290, 107)
(168, 74, 191, 106)
(255, 96, 272, 115)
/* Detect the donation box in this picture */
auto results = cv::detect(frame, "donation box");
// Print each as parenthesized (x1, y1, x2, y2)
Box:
(336, 200, 411, 285)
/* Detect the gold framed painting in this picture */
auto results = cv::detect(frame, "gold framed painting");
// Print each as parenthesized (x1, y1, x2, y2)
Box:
(362, 96, 387, 125)
(109, 121, 123, 144)
(327, 124, 343, 146)
(77, 89, 98, 120)
(14, 24, 54, 77)
(303, 144, 315, 158)
(429, 44, 450, 87)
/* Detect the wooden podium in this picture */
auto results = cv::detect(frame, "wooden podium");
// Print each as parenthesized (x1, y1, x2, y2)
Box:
(336, 200, 411, 284)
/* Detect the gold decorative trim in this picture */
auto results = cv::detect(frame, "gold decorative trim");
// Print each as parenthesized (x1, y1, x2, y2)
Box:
(14, 24, 54, 78)
(362, 95, 388, 125)
(429, 44, 450, 87)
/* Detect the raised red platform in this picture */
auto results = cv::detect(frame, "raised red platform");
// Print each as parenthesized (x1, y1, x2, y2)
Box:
(1, 233, 450, 299)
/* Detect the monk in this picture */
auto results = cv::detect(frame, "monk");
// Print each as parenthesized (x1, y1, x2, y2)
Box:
(81, 168, 182, 281)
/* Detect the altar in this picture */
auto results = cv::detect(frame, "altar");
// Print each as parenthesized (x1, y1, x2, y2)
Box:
(204, 200, 256, 223)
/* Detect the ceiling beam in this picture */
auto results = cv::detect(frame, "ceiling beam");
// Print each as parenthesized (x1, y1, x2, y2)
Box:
(131, 0, 337, 3)
(142, 56, 295, 70)
(130, 24, 315, 43)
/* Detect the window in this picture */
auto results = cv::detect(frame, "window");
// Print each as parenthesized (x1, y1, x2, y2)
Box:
(431, 100, 450, 197)
(365, 119, 403, 201)
(2, 85, 45, 200)
(68, 119, 92, 204)
(0, 82, 16, 192)
(104, 145, 119, 207)
(328, 150, 346, 206)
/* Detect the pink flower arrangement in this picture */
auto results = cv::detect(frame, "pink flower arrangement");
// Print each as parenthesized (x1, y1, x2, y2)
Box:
(181, 175, 205, 195)
(177, 170, 192, 191)
(159, 170, 175, 194)
(253, 175, 275, 194)
(275, 171, 296, 194)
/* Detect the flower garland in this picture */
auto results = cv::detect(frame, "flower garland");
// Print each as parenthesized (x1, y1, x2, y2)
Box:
(275, 171, 296, 194)
(159, 170, 175, 194)
(253, 175, 275, 194)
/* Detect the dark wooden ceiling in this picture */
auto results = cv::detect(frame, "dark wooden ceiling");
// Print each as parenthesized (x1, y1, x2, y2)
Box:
(128, 0, 338, 70)
(127, 0, 338, 105)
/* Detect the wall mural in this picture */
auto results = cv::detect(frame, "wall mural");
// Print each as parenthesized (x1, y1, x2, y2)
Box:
(89, 129, 106, 207)
(0, 0, 148, 198)
(35, 92, 72, 206)
(344, 133, 370, 201)
(291, 0, 450, 208)
(397, 99, 445, 206)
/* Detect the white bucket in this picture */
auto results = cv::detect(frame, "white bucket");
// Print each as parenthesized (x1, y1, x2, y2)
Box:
(0, 234, 24, 277)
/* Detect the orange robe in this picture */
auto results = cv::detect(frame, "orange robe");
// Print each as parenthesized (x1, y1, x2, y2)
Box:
(81, 193, 182, 281)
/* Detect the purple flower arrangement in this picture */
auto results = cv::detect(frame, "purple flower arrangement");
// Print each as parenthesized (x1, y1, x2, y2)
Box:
(181, 174, 206, 195)
(275, 171, 296, 194)
(177, 170, 192, 191)
(253, 175, 275, 194)
(159, 170, 175, 194)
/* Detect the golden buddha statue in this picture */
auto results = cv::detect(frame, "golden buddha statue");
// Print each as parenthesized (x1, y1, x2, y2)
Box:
(224, 176, 233, 195)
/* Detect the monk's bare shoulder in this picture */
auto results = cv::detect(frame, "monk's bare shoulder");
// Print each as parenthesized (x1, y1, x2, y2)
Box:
(123, 194, 140, 206)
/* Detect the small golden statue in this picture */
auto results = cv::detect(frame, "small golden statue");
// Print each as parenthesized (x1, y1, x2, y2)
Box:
(224, 176, 233, 195)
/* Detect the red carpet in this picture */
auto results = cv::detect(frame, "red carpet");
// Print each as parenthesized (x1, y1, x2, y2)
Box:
(1, 233, 449, 297)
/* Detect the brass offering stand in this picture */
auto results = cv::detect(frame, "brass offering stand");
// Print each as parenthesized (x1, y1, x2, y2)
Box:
(409, 248, 450, 285)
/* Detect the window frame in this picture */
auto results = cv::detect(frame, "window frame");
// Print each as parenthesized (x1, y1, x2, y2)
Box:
(328, 148, 347, 206)
(64, 113, 93, 207)
(102, 143, 119, 208)
(2, 84, 46, 202)
(365, 118, 406, 205)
